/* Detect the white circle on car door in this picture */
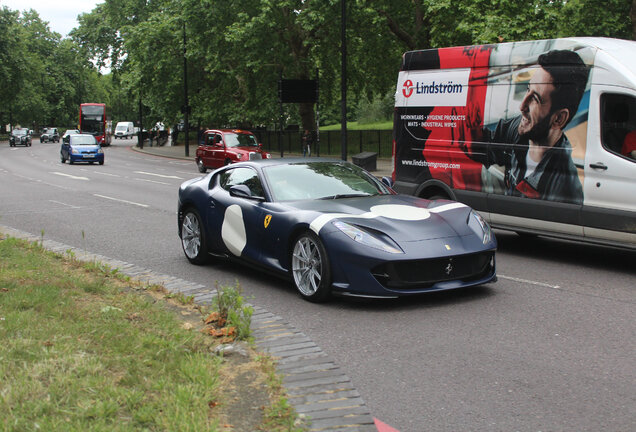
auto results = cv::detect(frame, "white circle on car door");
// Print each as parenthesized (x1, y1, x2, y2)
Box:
(222, 204, 247, 256)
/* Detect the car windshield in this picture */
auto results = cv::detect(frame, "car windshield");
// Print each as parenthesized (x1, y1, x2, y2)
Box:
(70, 135, 97, 145)
(225, 133, 258, 148)
(13, 129, 27, 136)
(263, 162, 391, 202)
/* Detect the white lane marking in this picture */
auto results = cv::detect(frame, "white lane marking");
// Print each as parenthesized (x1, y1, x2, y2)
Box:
(134, 171, 183, 179)
(133, 177, 170, 185)
(49, 200, 81, 209)
(50, 172, 89, 181)
(93, 194, 149, 208)
(90, 171, 120, 177)
(498, 274, 561, 289)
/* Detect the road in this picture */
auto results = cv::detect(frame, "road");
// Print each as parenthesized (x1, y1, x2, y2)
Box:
(1, 138, 634, 432)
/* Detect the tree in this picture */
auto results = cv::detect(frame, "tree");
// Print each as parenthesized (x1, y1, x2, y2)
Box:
(0, 7, 24, 128)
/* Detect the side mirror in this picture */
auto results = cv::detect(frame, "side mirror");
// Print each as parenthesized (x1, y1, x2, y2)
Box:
(229, 184, 264, 201)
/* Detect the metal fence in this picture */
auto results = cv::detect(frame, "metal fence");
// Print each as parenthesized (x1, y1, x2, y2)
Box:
(252, 129, 393, 158)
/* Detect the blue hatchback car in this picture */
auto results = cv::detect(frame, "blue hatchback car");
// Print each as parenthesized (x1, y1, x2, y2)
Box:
(60, 133, 104, 165)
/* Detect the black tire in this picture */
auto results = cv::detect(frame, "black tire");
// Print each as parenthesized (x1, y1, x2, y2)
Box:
(99, 160, 104, 165)
(224, 159, 232, 166)
(291, 231, 332, 302)
(197, 159, 207, 173)
(180, 209, 210, 264)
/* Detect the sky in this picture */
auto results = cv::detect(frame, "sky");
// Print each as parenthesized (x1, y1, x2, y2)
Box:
(1, 0, 102, 38)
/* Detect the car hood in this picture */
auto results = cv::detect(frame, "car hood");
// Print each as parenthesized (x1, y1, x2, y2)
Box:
(232, 146, 265, 152)
(286, 194, 474, 241)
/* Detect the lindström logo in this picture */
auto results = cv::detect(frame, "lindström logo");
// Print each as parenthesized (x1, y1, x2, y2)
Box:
(402, 79, 414, 98)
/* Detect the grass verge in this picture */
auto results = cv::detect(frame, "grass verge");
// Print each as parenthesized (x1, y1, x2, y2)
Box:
(0, 235, 306, 431)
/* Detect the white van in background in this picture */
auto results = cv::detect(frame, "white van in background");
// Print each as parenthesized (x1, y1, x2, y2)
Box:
(392, 37, 636, 249)
(114, 121, 134, 139)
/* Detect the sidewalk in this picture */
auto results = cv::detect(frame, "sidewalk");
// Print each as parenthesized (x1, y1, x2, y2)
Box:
(130, 143, 394, 179)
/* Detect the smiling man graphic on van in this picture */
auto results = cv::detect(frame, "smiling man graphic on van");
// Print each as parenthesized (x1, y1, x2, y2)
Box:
(463, 50, 589, 205)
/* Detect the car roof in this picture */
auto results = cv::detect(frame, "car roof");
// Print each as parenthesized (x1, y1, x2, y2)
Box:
(68, 133, 97, 140)
(204, 129, 255, 135)
(220, 157, 351, 170)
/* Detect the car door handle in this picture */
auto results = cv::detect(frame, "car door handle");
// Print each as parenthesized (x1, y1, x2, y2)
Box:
(589, 162, 608, 170)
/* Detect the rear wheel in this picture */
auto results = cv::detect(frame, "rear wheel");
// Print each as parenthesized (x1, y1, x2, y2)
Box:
(197, 159, 207, 173)
(291, 231, 332, 302)
(180, 209, 209, 264)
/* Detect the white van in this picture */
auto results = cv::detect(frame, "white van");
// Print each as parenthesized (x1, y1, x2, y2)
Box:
(392, 37, 636, 249)
(114, 121, 134, 139)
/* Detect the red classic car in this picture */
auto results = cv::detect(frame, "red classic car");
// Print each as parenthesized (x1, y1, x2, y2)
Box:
(196, 129, 271, 172)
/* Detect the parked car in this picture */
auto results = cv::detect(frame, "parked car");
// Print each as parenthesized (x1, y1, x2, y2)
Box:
(195, 129, 271, 173)
(60, 133, 104, 165)
(9, 128, 32, 147)
(178, 159, 497, 302)
(40, 127, 59, 143)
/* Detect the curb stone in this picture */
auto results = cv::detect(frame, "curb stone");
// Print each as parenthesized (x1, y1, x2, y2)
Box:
(0, 224, 377, 432)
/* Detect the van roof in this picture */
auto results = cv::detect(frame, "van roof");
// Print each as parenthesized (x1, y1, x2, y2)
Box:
(401, 37, 636, 87)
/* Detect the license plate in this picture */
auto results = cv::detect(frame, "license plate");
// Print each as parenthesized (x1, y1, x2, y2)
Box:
(83, 154, 95, 158)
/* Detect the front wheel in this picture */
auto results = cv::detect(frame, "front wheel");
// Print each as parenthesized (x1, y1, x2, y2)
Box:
(180, 209, 209, 264)
(291, 231, 332, 302)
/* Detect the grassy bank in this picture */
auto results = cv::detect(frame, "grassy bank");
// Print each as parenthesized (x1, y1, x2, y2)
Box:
(0, 235, 304, 431)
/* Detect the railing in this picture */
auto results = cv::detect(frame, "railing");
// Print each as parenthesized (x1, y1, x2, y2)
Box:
(253, 130, 393, 158)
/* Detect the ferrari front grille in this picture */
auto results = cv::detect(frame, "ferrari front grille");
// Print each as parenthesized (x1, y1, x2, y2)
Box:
(372, 252, 495, 289)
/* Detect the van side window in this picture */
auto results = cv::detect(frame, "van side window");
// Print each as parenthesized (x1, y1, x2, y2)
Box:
(601, 93, 636, 160)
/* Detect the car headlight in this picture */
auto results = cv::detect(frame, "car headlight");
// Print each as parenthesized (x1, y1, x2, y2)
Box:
(333, 220, 403, 254)
(468, 210, 492, 244)
(98, 148, 104, 154)
(71, 147, 79, 154)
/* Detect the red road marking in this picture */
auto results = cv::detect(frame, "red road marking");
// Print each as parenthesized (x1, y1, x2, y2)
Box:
(374, 417, 400, 432)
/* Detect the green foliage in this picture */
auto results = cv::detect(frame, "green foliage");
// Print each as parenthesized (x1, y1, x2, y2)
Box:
(355, 91, 394, 124)
(212, 282, 253, 342)
(1, 1, 634, 133)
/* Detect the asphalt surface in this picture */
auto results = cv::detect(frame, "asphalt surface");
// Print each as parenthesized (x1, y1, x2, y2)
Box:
(129, 140, 395, 178)
(2, 137, 634, 432)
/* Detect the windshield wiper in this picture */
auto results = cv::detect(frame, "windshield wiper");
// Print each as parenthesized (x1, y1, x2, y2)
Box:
(318, 193, 372, 200)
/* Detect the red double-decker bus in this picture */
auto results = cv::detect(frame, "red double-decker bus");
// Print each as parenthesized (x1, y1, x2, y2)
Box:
(79, 103, 112, 146)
